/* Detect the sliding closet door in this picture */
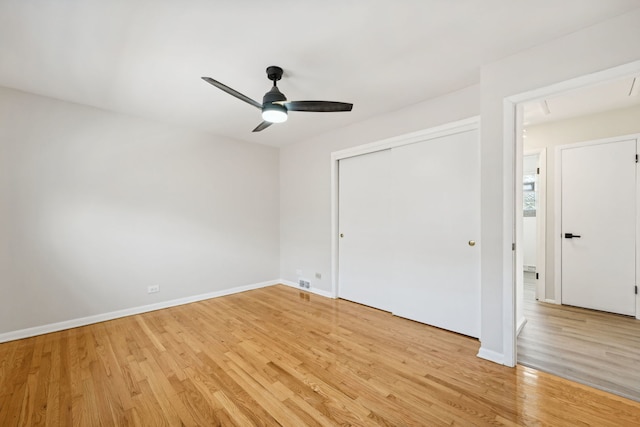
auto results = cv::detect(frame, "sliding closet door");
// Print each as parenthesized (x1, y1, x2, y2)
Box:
(391, 129, 480, 337)
(338, 150, 394, 312)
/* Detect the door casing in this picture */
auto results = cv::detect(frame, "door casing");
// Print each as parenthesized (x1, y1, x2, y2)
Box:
(505, 60, 640, 367)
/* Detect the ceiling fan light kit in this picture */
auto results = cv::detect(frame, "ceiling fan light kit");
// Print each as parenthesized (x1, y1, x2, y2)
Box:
(262, 103, 288, 123)
(202, 65, 353, 132)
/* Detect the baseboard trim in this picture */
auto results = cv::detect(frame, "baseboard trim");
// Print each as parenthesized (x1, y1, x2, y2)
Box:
(278, 279, 335, 299)
(477, 347, 505, 365)
(0, 280, 279, 343)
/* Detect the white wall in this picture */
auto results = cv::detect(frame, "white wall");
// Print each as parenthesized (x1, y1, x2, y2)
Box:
(524, 105, 640, 300)
(280, 85, 480, 292)
(480, 8, 640, 363)
(0, 87, 280, 335)
(522, 217, 537, 268)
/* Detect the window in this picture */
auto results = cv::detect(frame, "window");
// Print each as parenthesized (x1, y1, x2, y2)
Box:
(523, 174, 536, 217)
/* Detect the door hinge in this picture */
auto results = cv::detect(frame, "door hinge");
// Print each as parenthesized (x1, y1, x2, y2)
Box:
(536, 273, 539, 280)
(636, 154, 638, 163)
(536, 167, 540, 174)
(636, 285, 638, 295)
(512, 243, 515, 251)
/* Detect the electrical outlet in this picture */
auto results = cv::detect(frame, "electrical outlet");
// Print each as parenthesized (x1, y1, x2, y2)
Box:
(296, 269, 302, 276)
(299, 279, 310, 289)
(147, 285, 160, 294)
(315, 272, 322, 279)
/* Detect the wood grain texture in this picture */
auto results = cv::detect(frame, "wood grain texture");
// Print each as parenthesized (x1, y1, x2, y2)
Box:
(1, 284, 640, 426)
(518, 282, 640, 402)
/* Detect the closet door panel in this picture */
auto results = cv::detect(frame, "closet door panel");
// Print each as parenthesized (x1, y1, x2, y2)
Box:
(391, 129, 480, 337)
(338, 149, 394, 312)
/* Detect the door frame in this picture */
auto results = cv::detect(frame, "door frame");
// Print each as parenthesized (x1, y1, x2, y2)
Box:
(522, 148, 547, 302)
(554, 134, 640, 317)
(504, 59, 640, 367)
(330, 116, 480, 298)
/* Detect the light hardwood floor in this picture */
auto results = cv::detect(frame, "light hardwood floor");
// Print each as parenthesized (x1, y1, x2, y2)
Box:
(2, 285, 640, 426)
(517, 282, 640, 402)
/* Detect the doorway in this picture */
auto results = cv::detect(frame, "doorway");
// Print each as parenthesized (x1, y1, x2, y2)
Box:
(511, 66, 640, 400)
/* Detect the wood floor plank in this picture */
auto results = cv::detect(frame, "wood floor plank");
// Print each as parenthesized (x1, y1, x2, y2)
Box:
(2, 284, 640, 425)
(518, 282, 640, 402)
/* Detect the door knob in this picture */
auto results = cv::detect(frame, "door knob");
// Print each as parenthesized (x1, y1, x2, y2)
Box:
(468, 240, 476, 246)
(340, 233, 344, 238)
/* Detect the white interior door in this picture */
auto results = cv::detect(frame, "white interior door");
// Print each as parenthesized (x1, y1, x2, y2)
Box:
(536, 149, 547, 301)
(338, 150, 393, 312)
(391, 129, 480, 337)
(561, 138, 637, 316)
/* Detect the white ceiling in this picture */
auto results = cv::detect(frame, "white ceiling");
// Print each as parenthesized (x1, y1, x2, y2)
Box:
(1, 0, 639, 147)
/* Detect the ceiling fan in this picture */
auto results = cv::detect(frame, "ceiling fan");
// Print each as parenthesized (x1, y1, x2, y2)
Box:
(202, 66, 353, 132)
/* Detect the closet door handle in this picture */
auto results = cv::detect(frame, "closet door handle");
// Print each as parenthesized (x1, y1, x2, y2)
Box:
(564, 233, 581, 239)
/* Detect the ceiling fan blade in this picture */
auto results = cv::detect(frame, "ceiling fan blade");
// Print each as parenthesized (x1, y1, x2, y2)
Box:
(281, 100, 353, 112)
(252, 121, 273, 132)
(201, 77, 262, 109)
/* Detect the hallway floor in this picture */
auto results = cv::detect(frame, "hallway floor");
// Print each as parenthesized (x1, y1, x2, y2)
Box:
(517, 282, 640, 401)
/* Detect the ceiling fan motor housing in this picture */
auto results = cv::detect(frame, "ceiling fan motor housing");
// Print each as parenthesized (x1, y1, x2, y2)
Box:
(264, 66, 287, 106)
(263, 86, 287, 105)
